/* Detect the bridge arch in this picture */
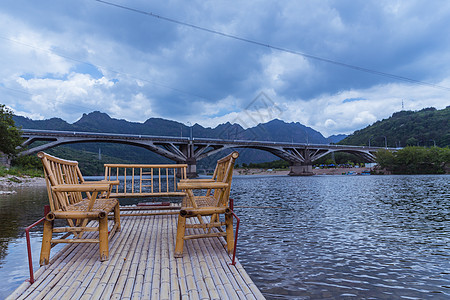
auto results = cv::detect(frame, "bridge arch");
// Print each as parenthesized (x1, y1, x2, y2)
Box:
(20, 129, 382, 176)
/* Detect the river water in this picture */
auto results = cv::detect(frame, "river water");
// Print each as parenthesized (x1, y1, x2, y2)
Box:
(0, 175, 449, 299)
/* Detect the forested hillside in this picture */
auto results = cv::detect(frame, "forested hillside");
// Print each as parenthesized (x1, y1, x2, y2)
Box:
(340, 107, 449, 147)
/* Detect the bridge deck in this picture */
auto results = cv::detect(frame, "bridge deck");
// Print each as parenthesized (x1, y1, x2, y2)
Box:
(8, 208, 264, 300)
(20, 129, 382, 164)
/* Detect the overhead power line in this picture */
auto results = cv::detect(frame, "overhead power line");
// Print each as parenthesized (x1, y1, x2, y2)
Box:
(95, 0, 450, 92)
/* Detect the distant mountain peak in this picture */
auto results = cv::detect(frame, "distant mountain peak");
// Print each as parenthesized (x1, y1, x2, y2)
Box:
(15, 110, 328, 144)
(77, 111, 112, 122)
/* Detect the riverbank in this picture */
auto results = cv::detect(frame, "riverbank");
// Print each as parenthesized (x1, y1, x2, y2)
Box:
(0, 175, 45, 194)
(234, 167, 372, 176)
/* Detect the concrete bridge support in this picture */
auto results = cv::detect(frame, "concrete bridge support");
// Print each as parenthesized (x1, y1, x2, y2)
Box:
(186, 157, 197, 178)
(180, 142, 198, 178)
(288, 163, 314, 176)
(19, 130, 382, 178)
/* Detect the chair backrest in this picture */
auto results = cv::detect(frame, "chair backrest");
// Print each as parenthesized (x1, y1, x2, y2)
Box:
(37, 152, 85, 211)
(211, 151, 239, 206)
(103, 163, 187, 197)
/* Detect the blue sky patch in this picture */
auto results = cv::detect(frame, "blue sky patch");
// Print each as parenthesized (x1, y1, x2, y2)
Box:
(343, 97, 366, 103)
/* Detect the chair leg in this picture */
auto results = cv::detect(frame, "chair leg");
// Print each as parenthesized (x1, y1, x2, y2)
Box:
(98, 216, 109, 261)
(40, 219, 53, 266)
(114, 202, 121, 232)
(174, 215, 187, 258)
(225, 213, 234, 254)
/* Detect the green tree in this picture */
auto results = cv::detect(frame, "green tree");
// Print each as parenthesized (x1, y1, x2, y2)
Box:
(375, 149, 395, 170)
(376, 146, 449, 174)
(405, 137, 419, 146)
(0, 104, 22, 156)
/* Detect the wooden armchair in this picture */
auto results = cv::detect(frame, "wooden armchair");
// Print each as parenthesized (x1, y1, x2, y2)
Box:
(174, 151, 239, 257)
(37, 152, 120, 265)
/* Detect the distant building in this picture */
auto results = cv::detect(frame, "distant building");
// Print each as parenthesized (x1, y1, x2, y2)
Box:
(365, 163, 377, 168)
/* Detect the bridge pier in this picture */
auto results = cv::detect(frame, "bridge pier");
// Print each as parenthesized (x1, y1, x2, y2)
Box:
(20, 130, 380, 175)
(186, 157, 198, 178)
(288, 163, 314, 176)
(181, 142, 198, 178)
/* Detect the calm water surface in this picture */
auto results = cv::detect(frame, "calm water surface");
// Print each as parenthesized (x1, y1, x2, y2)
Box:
(233, 175, 450, 299)
(0, 175, 449, 299)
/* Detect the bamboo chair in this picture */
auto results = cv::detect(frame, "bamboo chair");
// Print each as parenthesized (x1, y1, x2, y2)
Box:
(38, 152, 120, 265)
(174, 151, 239, 257)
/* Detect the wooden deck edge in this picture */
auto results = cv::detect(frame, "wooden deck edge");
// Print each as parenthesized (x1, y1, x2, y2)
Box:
(7, 211, 265, 300)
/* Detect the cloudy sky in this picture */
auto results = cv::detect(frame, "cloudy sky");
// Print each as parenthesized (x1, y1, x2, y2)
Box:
(1, 0, 449, 137)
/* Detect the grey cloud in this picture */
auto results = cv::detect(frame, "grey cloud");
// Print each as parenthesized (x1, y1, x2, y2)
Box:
(1, 0, 450, 135)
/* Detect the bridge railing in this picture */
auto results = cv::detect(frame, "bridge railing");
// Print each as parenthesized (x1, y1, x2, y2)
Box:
(104, 164, 188, 198)
(21, 128, 392, 149)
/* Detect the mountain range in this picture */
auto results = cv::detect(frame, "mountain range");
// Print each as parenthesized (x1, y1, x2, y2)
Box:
(15, 111, 341, 143)
(14, 111, 345, 167)
(13, 106, 448, 169)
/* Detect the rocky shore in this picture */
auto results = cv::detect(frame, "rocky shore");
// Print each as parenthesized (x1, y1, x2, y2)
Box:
(0, 167, 373, 195)
(0, 175, 45, 194)
(234, 167, 372, 176)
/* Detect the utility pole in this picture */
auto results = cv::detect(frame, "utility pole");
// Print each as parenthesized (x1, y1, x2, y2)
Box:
(187, 122, 193, 141)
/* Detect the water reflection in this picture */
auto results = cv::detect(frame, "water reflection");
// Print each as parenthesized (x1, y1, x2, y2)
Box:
(0, 186, 48, 260)
(0, 186, 48, 297)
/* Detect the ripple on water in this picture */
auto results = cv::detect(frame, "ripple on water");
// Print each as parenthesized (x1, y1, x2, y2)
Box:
(233, 175, 450, 299)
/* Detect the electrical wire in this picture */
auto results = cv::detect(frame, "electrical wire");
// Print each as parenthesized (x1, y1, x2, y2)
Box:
(94, 0, 450, 92)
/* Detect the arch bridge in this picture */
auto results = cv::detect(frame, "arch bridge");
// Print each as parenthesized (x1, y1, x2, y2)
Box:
(19, 129, 388, 176)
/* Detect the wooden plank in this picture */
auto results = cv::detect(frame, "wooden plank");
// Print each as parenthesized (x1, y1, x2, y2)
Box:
(160, 215, 171, 300)
(180, 224, 200, 300)
(9, 208, 265, 300)
(80, 211, 141, 299)
(120, 213, 150, 299)
(192, 239, 221, 300)
(198, 225, 240, 300)
(70, 216, 133, 299)
(167, 214, 181, 300)
(50, 242, 98, 299)
(18, 242, 82, 299)
(209, 232, 254, 300)
(150, 214, 162, 300)
(197, 237, 229, 299)
(141, 212, 158, 299)
(131, 213, 155, 300)
(10, 243, 74, 300)
(100, 210, 146, 299)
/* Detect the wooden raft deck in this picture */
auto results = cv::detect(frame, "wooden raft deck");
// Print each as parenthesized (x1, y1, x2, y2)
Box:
(9, 209, 265, 300)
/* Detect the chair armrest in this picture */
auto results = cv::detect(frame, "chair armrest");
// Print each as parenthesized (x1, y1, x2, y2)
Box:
(179, 179, 215, 183)
(83, 180, 120, 186)
(51, 184, 111, 192)
(178, 182, 228, 190)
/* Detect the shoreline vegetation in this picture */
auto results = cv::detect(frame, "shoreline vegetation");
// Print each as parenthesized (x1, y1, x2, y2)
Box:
(1, 163, 448, 193)
(0, 174, 45, 194)
(0, 166, 374, 195)
(0, 165, 44, 193)
(2, 145, 449, 192)
(233, 166, 372, 176)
